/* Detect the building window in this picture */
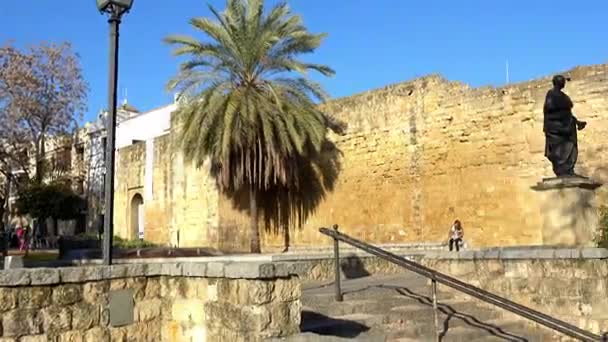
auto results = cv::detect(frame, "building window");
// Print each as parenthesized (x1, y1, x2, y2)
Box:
(76, 145, 85, 160)
(101, 137, 107, 161)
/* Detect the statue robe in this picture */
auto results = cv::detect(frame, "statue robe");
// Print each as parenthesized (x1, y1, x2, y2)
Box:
(543, 88, 578, 177)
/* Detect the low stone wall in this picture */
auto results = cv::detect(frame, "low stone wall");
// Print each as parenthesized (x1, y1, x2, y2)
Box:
(0, 262, 300, 341)
(415, 248, 608, 334)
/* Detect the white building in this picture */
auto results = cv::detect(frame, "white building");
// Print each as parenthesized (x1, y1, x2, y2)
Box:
(84, 98, 176, 234)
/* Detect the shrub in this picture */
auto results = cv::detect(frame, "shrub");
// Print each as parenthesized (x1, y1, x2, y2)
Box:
(71, 233, 156, 249)
(113, 235, 156, 249)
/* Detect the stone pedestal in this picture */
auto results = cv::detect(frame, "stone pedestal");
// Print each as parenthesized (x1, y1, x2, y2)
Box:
(532, 177, 603, 247)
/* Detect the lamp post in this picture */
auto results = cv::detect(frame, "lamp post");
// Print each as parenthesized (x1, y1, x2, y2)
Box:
(97, 0, 133, 265)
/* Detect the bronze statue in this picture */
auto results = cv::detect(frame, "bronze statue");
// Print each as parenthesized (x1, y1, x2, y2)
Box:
(543, 75, 587, 177)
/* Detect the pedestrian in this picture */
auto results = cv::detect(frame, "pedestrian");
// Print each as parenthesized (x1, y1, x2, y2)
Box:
(16, 225, 25, 252)
(448, 220, 464, 252)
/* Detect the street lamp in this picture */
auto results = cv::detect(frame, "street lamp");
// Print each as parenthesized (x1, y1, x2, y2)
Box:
(97, 0, 134, 265)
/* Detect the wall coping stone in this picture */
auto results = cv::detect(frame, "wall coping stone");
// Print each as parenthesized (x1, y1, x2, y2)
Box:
(0, 261, 297, 287)
(531, 176, 603, 191)
(416, 247, 608, 260)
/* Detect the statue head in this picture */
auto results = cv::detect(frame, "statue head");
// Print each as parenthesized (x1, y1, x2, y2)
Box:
(552, 75, 570, 90)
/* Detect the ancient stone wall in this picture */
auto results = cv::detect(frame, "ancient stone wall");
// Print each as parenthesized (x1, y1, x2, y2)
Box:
(169, 127, 220, 248)
(113, 142, 146, 240)
(417, 250, 608, 333)
(113, 64, 608, 251)
(144, 134, 172, 244)
(248, 64, 608, 250)
(0, 262, 300, 341)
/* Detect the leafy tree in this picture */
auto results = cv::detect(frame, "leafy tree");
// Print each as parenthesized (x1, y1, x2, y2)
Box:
(0, 41, 88, 184)
(15, 181, 85, 235)
(165, 0, 344, 253)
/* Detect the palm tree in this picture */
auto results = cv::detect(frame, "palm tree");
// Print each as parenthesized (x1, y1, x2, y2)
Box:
(165, 0, 344, 253)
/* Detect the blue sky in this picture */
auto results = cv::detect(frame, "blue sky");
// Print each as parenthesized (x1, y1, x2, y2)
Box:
(1, 1, 607, 123)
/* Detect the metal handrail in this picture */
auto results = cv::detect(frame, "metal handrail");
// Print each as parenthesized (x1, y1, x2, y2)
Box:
(320, 225, 606, 342)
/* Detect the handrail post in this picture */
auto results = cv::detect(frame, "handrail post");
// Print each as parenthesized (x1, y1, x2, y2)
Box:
(332, 224, 343, 302)
(432, 277, 440, 342)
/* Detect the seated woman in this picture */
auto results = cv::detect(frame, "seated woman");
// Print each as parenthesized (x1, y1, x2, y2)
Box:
(448, 220, 464, 252)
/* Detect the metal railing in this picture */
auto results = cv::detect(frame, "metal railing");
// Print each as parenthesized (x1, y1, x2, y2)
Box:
(320, 225, 607, 342)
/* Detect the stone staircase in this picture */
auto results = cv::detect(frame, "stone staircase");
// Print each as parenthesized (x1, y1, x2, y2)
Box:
(274, 274, 564, 341)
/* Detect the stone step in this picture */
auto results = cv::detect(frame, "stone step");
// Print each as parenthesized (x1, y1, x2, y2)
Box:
(302, 286, 455, 306)
(386, 318, 556, 341)
(266, 332, 385, 342)
(303, 297, 502, 326)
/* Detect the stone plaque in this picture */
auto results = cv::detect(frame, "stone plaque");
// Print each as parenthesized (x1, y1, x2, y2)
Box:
(108, 289, 134, 327)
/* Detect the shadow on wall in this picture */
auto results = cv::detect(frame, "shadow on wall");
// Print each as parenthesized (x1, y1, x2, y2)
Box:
(341, 255, 371, 280)
(223, 139, 343, 251)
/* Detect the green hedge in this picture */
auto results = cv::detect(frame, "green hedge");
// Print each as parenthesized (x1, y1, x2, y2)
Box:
(71, 233, 157, 249)
(113, 236, 157, 249)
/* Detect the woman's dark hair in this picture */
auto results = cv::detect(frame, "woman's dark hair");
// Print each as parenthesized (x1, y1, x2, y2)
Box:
(454, 220, 462, 228)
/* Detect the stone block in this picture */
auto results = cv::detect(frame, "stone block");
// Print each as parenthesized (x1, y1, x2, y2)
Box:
(530, 249, 556, 259)
(19, 336, 47, 342)
(2, 309, 42, 336)
(52, 284, 82, 305)
(0, 270, 30, 286)
(182, 262, 206, 277)
(264, 301, 301, 337)
(217, 279, 273, 305)
(109, 265, 129, 279)
(500, 250, 534, 260)
(144, 278, 161, 298)
(272, 278, 301, 303)
(555, 249, 580, 259)
(574, 260, 599, 279)
(109, 328, 126, 342)
(481, 250, 500, 259)
(109, 279, 126, 290)
(0, 288, 17, 312)
(205, 301, 270, 334)
(458, 251, 476, 260)
(83, 267, 107, 281)
(84, 327, 109, 342)
(146, 263, 163, 276)
(448, 261, 476, 278)
(224, 262, 283, 279)
(59, 268, 86, 283)
(160, 277, 187, 298)
(125, 277, 148, 301)
(58, 330, 84, 342)
(206, 262, 225, 278)
(503, 261, 530, 278)
(19, 287, 52, 309)
(40, 306, 72, 334)
(534, 181, 601, 248)
(124, 264, 148, 278)
(71, 303, 100, 330)
(161, 263, 183, 276)
(83, 281, 109, 305)
(172, 299, 206, 324)
(582, 248, 608, 259)
(135, 299, 162, 322)
(30, 269, 60, 285)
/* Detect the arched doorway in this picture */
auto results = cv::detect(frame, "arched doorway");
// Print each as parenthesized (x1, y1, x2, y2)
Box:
(130, 194, 144, 240)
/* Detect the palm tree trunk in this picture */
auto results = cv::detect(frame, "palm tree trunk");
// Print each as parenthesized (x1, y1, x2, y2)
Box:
(249, 186, 261, 253)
